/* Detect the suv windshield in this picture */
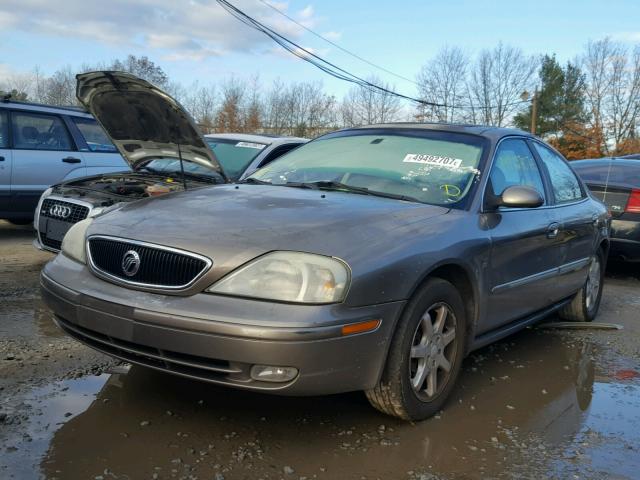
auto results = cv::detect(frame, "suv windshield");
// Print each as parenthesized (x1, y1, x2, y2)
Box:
(206, 138, 267, 180)
(250, 130, 486, 207)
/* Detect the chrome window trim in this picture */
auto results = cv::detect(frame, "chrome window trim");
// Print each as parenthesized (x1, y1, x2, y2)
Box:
(36, 194, 94, 253)
(86, 235, 213, 291)
(491, 257, 591, 294)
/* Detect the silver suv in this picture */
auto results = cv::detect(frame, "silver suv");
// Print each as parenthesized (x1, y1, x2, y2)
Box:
(0, 98, 127, 224)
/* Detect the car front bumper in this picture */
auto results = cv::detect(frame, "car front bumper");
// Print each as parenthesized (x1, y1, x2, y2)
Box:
(41, 254, 405, 395)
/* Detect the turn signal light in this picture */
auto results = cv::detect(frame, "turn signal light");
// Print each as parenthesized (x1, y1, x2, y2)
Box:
(341, 319, 381, 336)
(626, 189, 640, 213)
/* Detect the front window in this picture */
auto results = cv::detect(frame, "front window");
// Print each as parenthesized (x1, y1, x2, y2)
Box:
(250, 130, 486, 207)
(206, 138, 267, 180)
(72, 117, 117, 153)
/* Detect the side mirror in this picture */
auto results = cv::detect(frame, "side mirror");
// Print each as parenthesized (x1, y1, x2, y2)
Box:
(499, 185, 544, 209)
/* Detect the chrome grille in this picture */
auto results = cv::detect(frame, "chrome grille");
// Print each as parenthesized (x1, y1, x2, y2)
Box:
(41, 198, 90, 224)
(87, 236, 211, 289)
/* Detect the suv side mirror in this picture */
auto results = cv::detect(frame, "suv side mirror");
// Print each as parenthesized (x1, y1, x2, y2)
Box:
(499, 185, 544, 209)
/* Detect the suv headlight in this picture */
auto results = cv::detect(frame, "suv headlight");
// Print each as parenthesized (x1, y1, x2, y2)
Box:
(61, 218, 93, 264)
(207, 251, 350, 304)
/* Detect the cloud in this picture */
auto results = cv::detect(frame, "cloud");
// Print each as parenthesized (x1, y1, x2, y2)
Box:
(322, 31, 342, 41)
(610, 31, 640, 43)
(0, 0, 325, 61)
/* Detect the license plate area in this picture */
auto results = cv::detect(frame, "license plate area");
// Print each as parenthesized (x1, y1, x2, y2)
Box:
(46, 218, 73, 242)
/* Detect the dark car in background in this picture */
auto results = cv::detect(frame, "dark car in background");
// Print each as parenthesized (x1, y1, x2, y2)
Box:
(41, 73, 610, 421)
(573, 157, 640, 262)
(0, 99, 128, 224)
(33, 72, 307, 252)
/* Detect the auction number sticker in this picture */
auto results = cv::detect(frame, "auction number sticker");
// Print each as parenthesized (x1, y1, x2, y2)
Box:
(236, 142, 266, 150)
(403, 154, 463, 168)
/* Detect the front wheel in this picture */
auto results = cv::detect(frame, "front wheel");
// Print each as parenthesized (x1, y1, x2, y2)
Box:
(559, 249, 605, 322)
(366, 278, 466, 420)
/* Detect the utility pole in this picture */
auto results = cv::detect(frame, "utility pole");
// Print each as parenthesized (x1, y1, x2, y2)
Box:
(530, 89, 538, 135)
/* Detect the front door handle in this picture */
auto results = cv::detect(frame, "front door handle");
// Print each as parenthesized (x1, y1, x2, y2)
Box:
(547, 222, 560, 239)
(0, 156, 4, 161)
(62, 157, 82, 164)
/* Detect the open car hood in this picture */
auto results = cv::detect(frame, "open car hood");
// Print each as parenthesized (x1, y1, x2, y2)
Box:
(76, 71, 227, 181)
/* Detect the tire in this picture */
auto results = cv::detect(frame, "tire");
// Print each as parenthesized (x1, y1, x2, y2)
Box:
(558, 249, 605, 322)
(366, 278, 467, 421)
(7, 218, 32, 226)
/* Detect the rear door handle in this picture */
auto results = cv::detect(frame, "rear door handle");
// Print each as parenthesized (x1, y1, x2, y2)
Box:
(62, 157, 82, 164)
(0, 156, 4, 161)
(547, 222, 560, 239)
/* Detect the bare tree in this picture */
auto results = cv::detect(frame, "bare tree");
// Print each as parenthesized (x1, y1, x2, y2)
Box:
(43, 66, 77, 106)
(467, 43, 536, 126)
(341, 75, 402, 126)
(416, 46, 468, 123)
(583, 38, 640, 152)
(215, 77, 247, 133)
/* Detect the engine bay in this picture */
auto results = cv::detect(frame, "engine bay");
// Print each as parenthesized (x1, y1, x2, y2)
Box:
(52, 173, 189, 207)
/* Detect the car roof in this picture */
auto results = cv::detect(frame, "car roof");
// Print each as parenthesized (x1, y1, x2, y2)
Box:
(0, 99, 92, 118)
(204, 133, 308, 144)
(343, 122, 533, 142)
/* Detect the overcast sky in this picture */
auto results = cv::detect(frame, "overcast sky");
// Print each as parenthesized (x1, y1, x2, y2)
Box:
(1, 0, 639, 97)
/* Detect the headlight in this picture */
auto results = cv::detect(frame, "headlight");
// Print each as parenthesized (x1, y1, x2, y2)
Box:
(34, 187, 53, 227)
(207, 251, 350, 304)
(88, 202, 125, 219)
(61, 218, 93, 264)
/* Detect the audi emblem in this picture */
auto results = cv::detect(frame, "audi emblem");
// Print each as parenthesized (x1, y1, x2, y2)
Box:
(49, 204, 72, 219)
(121, 250, 141, 277)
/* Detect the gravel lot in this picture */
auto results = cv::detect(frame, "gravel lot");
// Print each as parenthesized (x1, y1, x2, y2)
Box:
(1, 220, 639, 479)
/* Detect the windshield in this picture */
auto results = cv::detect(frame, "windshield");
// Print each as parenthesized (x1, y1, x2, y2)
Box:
(139, 158, 221, 182)
(250, 130, 486, 207)
(206, 138, 267, 180)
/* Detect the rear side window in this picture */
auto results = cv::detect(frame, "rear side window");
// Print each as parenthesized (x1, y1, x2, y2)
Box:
(0, 111, 8, 148)
(72, 117, 117, 152)
(573, 161, 640, 189)
(12, 112, 73, 151)
(259, 143, 302, 168)
(533, 142, 583, 203)
(489, 138, 546, 201)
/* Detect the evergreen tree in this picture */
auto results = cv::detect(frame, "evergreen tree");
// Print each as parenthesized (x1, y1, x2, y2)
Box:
(515, 55, 586, 137)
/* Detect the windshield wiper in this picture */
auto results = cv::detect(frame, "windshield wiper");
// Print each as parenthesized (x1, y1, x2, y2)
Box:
(298, 180, 424, 203)
(243, 178, 273, 185)
(168, 171, 221, 184)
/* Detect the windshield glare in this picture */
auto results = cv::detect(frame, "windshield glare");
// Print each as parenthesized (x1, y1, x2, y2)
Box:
(250, 131, 485, 206)
(206, 139, 267, 180)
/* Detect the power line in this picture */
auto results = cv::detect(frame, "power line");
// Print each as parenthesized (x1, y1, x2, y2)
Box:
(216, 0, 446, 108)
(255, 0, 419, 87)
(217, 0, 534, 113)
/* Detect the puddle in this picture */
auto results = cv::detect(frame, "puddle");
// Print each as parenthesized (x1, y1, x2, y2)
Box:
(1, 330, 639, 479)
(0, 297, 63, 339)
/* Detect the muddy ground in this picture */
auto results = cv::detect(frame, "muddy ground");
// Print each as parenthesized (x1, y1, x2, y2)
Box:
(1, 220, 639, 480)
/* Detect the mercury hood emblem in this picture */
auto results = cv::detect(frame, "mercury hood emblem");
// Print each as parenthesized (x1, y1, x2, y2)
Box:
(121, 250, 141, 277)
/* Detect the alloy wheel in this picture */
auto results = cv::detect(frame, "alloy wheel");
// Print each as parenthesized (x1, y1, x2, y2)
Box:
(585, 256, 601, 311)
(409, 302, 457, 400)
